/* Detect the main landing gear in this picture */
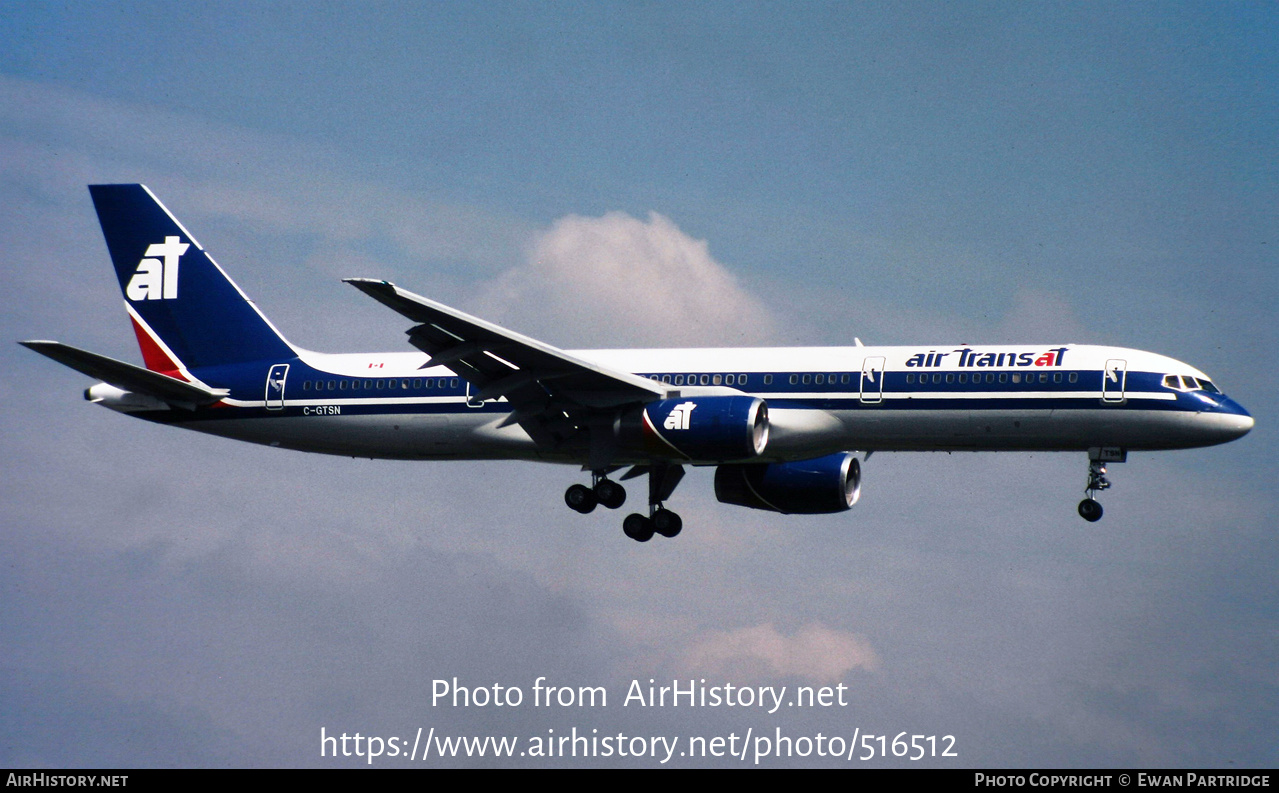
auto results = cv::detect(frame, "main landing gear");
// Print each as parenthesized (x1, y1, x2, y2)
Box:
(564, 471, 626, 513)
(565, 463, 685, 542)
(1079, 448, 1124, 522)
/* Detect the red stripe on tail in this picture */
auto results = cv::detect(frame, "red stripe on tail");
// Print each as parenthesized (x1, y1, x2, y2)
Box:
(130, 315, 188, 381)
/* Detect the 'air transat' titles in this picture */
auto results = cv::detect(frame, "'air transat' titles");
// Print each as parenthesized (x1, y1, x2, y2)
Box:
(904, 347, 1068, 369)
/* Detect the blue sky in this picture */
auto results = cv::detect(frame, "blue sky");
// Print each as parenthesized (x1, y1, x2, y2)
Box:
(1, 2, 1275, 767)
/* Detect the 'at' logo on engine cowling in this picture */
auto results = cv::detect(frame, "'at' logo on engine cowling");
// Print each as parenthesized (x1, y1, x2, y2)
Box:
(637, 396, 769, 462)
(662, 401, 697, 430)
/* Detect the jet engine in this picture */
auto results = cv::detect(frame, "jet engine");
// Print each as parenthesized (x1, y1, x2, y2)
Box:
(617, 396, 769, 462)
(714, 452, 861, 514)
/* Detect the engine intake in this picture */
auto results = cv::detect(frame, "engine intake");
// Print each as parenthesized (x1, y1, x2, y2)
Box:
(715, 452, 861, 514)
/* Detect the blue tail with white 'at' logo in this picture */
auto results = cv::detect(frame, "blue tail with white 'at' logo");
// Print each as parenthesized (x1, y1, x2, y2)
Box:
(89, 184, 295, 373)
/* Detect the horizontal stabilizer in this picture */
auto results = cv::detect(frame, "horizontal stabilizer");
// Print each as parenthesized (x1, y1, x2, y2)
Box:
(19, 340, 228, 408)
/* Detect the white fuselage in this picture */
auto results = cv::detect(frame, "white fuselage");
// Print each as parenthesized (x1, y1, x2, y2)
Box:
(105, 343, 1253, 465)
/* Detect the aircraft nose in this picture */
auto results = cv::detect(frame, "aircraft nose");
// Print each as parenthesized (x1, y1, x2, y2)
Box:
(1206, 397, 1253, 442)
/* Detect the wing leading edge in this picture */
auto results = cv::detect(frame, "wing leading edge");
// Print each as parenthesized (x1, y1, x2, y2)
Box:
(343, 278, 666, 453)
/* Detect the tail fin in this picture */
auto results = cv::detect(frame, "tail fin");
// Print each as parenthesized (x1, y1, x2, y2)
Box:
(89, 184, 295, 373)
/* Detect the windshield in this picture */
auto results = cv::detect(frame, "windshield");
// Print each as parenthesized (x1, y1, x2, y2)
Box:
(1162, 374, 1221, 393)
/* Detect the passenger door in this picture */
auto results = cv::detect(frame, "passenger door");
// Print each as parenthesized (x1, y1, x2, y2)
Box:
(860, 356, 885, 404)
(1102, 359, 1126, 403)
(264, 363, 289, 410)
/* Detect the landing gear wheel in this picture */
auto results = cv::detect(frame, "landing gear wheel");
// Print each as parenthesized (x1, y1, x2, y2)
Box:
(651, 508, 682, 538)
(594, 479, 626, 510)
(1078, 498, 1103, 522)
(622, 513, 654, 542)
(565, 483, 598, 514)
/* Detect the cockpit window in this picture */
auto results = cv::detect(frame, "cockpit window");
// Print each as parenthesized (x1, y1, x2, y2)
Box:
(1162, 374, 1222, 394)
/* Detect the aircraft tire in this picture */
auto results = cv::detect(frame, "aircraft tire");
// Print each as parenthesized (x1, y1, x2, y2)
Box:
(565, 483, 598, 514)
(594, 479, 626, 510)
(1078, 498, 1103, 522)
(622, 513, 654, 542)
(651, 508, 682, 538)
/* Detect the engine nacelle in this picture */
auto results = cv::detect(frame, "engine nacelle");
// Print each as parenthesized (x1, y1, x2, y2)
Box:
(715, 452, 861, 514)
(618, 396, 769, 462)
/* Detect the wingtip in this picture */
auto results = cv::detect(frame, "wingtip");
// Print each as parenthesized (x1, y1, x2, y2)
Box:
(343, 277, 394, 288)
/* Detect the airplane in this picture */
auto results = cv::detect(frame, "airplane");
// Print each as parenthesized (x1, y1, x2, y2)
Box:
(21, 185, 1255, 542)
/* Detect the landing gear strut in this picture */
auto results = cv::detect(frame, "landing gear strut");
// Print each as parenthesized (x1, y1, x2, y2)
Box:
(1079, 448, 1124, 522)
(565, 463, 685, 541)
(620, 462, 685, 542)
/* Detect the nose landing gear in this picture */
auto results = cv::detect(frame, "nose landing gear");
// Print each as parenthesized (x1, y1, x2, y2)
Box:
(1079, 448, 1125, 522)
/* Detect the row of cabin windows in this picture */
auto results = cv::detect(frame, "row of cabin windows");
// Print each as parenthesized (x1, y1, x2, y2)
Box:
(647, 373, 750, 386)
(789, 373, 852, 386)
(302, 377, 460, 392)
(643, 373, 857, 387)
(300, 370, 1106, 394)
(638, 371, 1085, 389)
(905, 371, 1080, 386)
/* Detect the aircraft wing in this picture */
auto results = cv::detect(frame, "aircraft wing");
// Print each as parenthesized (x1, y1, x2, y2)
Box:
(344, 279, 666, 451)
(19, 340, 229, 409)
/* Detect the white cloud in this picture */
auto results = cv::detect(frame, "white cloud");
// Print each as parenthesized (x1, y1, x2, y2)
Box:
(994, 288, 1090, 344)
(679, 622, 878, 684)
(476, 211, 778, 348)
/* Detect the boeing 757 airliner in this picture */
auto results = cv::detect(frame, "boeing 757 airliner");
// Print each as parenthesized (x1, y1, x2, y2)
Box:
(21, 185, 1254, 541)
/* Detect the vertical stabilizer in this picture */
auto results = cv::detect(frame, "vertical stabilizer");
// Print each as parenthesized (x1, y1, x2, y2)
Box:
(88, 184, 295, 373)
